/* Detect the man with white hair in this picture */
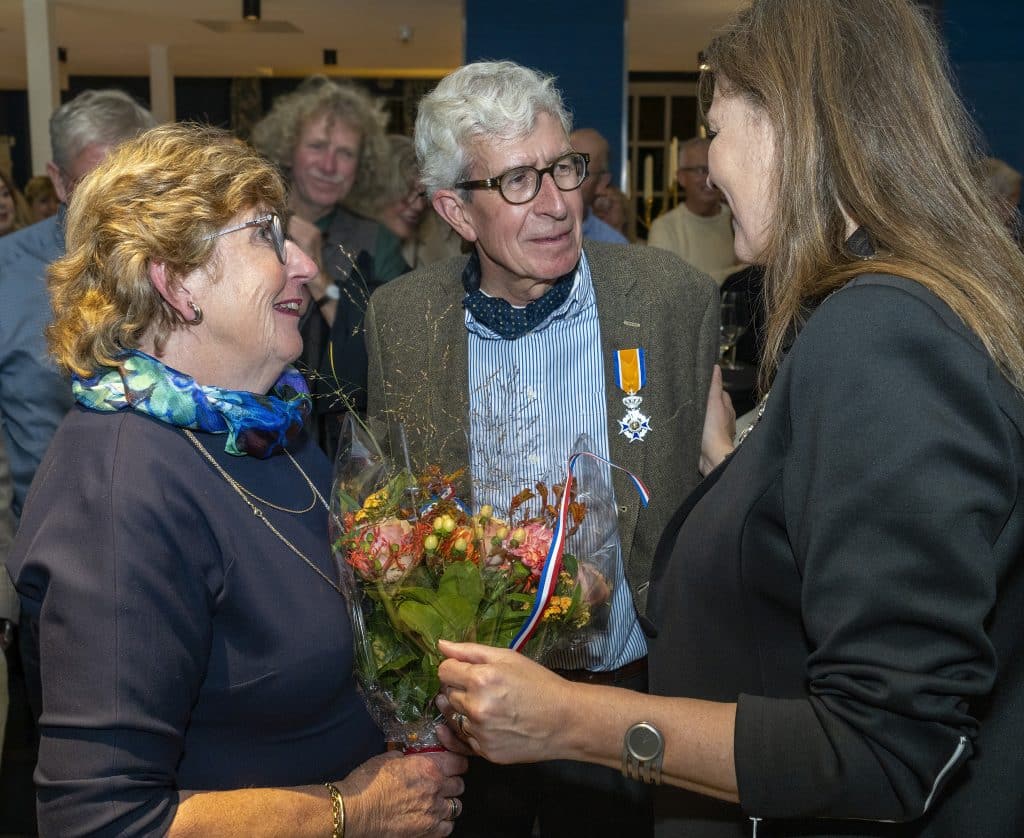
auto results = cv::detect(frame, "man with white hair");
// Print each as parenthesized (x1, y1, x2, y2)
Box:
(366, 61, 718, 837)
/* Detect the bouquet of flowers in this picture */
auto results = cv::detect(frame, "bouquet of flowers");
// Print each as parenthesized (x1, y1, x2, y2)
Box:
(330, 420, 624, 750)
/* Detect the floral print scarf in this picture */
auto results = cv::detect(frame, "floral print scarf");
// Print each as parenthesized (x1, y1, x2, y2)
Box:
(72, 350, 312, 458)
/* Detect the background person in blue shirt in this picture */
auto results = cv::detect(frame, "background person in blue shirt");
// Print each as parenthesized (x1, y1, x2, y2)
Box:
(569, 127, 629, 244)
(0, 89, 154, 522)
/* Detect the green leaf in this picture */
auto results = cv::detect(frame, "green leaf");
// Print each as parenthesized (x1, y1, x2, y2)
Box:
(396, 600, 447, 649)
(435, 562, 484, 633)
(364, 603, 417, 671)
(392, 668, 441, 723)
(334, 489, 361, 514)
(392, 561, 484, 648)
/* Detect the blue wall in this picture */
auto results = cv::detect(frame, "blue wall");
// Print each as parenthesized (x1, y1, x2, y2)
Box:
(464, 0, 627, 183)
(943, 0, 1024, 197)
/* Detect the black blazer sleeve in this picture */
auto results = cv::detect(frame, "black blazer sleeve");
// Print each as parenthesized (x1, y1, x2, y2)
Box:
(735, 277, 1015, 821)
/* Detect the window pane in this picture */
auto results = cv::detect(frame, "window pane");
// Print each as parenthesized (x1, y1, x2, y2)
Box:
(637, 96, 665, 141)
(671, 96, 699, 141)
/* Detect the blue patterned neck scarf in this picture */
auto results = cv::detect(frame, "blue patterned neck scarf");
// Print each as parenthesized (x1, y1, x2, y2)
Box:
(72, 351, 312, 458)
(461, 251, 578, 340)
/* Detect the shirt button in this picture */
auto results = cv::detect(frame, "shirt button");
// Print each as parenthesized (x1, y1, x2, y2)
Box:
(527, 387, 537, 400)
(528, 454, 540, 465)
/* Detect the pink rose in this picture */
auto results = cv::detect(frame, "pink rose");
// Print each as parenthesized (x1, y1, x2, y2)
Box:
(349, 518, 417, 582)
(505, 522, 554, 579)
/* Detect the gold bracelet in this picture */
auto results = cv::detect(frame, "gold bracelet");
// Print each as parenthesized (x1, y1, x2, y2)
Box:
(324, 782, 345, 838)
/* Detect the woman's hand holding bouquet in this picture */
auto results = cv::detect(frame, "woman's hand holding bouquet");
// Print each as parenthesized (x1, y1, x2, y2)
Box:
(332, 454, 611, 749)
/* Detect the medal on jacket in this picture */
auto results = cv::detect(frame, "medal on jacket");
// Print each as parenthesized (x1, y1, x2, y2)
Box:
(615, 348, 651, 443)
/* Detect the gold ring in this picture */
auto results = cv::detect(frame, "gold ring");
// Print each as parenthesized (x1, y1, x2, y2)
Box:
(453, 712, 467, 736)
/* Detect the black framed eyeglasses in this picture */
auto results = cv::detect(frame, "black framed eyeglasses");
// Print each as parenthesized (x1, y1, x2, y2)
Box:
(456, 152, 590, 205)
(203, 212, 287, 265)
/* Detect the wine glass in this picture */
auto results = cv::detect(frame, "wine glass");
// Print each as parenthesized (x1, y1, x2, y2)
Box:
(719, 291, 748, 370)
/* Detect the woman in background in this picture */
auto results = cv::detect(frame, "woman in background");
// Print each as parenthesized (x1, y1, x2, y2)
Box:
(0, 169, 31, 236)
(350, 134, 427, 266)
(23, 175, 60, 223)
(351, 134, 463, 269)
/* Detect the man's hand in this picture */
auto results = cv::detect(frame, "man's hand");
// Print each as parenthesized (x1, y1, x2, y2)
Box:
(699, 365, 736, 476)
(288, 215, 336, 323)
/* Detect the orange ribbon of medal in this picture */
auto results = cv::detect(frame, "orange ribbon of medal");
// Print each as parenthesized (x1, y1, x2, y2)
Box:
(615, 348, 646, 395)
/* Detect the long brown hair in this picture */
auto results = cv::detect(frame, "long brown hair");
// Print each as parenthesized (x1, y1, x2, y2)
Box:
(702, 0, 1024, 393)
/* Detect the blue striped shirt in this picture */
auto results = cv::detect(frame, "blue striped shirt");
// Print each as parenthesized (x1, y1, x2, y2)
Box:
(465, 251, 647, 671)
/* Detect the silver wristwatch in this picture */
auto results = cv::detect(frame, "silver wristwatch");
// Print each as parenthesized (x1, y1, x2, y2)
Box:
(622, 721, 664, 784)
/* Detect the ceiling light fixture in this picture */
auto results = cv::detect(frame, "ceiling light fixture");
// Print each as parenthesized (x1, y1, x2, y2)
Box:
(243, 0, 260, 22)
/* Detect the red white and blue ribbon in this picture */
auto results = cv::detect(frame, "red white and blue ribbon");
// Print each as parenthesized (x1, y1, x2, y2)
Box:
(509, 451, 650, 651)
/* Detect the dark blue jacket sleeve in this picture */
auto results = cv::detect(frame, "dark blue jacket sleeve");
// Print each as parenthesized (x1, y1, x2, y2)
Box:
(14, 417, 222, 837)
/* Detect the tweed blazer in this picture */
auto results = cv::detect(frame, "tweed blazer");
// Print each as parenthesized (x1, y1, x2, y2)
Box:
(365, 240, 718, 614)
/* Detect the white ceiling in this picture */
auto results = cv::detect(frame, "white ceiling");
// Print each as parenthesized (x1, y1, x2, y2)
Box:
(0, 0, 746, 89)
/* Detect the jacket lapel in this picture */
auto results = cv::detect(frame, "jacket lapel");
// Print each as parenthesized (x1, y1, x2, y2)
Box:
(428, 269, 471, 488)
(591, 250, 650, 577)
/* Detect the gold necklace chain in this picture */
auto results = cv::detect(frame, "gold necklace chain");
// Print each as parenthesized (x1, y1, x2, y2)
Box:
(207, 441, 321, 513)
(182, 429, 342, 597)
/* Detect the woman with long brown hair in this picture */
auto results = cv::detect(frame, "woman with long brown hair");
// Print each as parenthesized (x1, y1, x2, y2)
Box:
(430, 1, 1024, 835)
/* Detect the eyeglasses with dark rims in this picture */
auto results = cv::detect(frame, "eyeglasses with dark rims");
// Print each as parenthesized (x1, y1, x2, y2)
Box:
(203, 213, 287, 265)
(456, 152, 590, 205)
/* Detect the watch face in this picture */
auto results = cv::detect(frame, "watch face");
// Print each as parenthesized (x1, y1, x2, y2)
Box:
(627, 724, 663, 761)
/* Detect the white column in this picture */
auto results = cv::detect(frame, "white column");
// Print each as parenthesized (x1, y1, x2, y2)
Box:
(22, 0, 60, 174)
(148, 44, 174, 124)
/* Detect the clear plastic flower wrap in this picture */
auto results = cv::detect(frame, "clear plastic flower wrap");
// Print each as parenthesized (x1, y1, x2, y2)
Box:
(329, 418, 630, 750)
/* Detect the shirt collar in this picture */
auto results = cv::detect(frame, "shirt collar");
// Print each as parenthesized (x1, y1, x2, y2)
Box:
(463, 251, 592, 339)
